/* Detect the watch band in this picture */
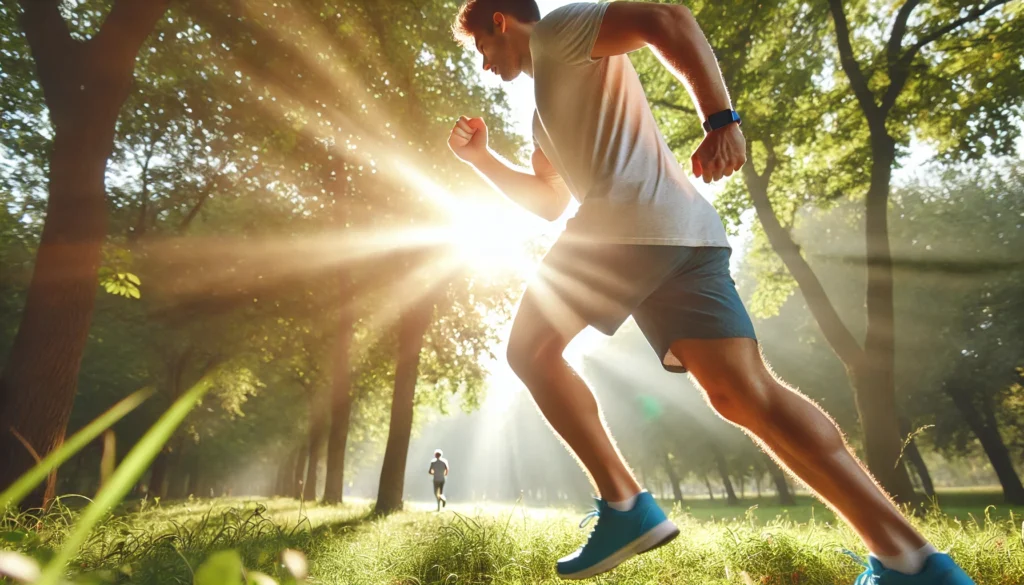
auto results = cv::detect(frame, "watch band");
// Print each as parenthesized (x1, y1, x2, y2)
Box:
(702, 109, 742, 132)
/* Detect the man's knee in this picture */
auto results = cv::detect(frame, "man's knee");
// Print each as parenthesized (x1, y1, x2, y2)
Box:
(506, 328, 564, 381)
(701, 374, 780, 429)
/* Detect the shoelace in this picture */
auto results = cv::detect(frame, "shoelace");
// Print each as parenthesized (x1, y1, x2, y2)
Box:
(842, 549, 879, 585)
(579, 509, 600, 529)
(842, 549, 869, 568)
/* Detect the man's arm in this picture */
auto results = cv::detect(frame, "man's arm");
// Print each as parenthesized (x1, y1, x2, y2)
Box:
(448, 116, 571, 221)
(591, 3, 745, 183)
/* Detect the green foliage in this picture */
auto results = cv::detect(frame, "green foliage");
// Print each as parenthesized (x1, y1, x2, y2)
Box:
(3, 497, 1020, 584)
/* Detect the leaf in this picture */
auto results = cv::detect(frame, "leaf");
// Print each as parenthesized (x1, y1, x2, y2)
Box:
(128, 286, 141, 299)
(126, 272, 141, 285)
(0, 530, 27, 543)
(194, 550, 244, 585)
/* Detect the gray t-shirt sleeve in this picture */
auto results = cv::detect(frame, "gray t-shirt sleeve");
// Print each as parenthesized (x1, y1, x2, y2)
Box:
(533, 2, 610, 66)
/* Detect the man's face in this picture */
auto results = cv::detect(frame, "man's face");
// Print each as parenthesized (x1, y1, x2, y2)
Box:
(474, 16, 521, 82)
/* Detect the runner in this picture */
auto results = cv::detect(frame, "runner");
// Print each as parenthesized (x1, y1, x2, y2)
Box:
(429, 449, 449, 511)
(445, 1, 974, 583)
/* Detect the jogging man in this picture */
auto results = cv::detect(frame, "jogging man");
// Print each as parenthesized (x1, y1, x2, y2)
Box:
(429, 449, 449, 510)
(446, 1, 974, 583)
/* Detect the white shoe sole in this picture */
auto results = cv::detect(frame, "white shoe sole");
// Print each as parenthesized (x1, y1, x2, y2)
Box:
(557, 519, 680, 580)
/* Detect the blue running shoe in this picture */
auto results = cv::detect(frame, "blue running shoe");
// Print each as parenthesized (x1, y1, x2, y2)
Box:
(556, 492, 679, 580)
(849, 551, 975, 585)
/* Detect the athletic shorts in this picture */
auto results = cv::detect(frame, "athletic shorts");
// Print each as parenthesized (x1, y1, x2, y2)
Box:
(536, 241, 756, 373)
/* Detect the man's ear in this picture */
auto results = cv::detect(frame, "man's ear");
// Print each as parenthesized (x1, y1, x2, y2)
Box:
(493, 12, 507, 33)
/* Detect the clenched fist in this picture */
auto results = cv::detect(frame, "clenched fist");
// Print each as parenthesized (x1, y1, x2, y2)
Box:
(690, 123, 746, 184)
(448, 115, 488, 165)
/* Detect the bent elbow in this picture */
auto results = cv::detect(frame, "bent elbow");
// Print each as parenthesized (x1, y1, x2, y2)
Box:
(647, 4, 697, 46)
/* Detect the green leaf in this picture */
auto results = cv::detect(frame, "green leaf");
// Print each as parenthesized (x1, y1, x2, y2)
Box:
(194, 550, 244, 585)
(125, 272, 141, 285)
(128, 286, 141, 299)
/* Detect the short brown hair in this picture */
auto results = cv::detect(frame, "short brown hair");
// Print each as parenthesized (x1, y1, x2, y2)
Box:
(452, 0, 541, 49)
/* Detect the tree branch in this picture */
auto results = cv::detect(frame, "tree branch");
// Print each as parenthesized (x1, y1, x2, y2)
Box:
(650, 99, 697, 117)
(882, 0, 1009, 114)
(886, 0, 923, 69)
(90, 0, 170, 74)
(18, 0, 78, 119)
(826, 0, 879, 120)
(742, 139, 865, 368)
(908, 0, 1009, 57)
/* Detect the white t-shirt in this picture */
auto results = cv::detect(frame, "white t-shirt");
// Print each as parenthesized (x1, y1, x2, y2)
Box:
(530, 2, 730, 247)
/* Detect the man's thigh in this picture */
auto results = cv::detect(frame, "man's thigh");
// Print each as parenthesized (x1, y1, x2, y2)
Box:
(668, 337, 773, 391)
(509, 284, 589, 353)
(513, 238, 687, 351)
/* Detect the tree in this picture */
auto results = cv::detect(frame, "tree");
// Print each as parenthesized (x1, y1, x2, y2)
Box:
(0, 0, 170, 507)
(746, 159, 1024, 502)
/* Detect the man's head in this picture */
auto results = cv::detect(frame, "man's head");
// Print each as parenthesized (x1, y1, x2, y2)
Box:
(434, 449, 443, 459)
(452, 0, 540, 82)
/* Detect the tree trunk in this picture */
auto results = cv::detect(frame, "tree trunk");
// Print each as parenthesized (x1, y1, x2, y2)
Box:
(275, 450, 295, 497)
(148, 449, 170, 499)
(322, 289, 355, 504)
(374, 294, 435, 515)
(742, 134, 915, 503)
(664, 454, 683, 503)
(0, 0, 169, 510)
(303, 396, 328, 502)
(767, 461, 795, 505)
(899, 417, 935, 498)
(950, 389, 1024, 504)
(703, 474, 715, 500)
(291, 444, 307, 499)
(852, 135, 918, 504)
(714, 450, 739, 505)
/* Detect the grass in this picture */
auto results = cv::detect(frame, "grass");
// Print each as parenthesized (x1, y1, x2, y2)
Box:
(2, 491, 1022, 584)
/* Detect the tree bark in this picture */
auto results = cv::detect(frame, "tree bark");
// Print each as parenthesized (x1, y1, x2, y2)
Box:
(851, 135, 918, 504)
(664, 454, 683, 503)
(290, 444, 307, 499)
(703, 474, 715, 500)
(950, 389, 1024, 504)
(743, 138, 915, 503)
(302, 394, 328, 502)
(899, 417, 935, 498)
(148, 449, 170, 499)
(0, 0, 170, 510)
(767, 460, 796, 506)
(714, 450, 739, 505)
(373, 292, 436, 515)
(322, 286, 355, 504)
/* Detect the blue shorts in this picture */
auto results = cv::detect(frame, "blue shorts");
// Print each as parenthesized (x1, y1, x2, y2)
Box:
(537, 242, 756, 373)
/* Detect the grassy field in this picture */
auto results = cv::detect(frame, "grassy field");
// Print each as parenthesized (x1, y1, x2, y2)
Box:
(1, 491, 1022, 584)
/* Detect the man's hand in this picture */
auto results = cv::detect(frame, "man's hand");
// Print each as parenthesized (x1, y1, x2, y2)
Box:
(690, 123, 746, 184)
(448, 115, 489, 165)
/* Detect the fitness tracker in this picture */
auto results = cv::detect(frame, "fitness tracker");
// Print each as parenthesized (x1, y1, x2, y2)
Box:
(702, 109, 742, 133)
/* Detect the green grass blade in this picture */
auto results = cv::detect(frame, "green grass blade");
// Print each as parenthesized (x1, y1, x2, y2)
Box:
(36, 375, 215, 585)
(0, 388, 154, 511)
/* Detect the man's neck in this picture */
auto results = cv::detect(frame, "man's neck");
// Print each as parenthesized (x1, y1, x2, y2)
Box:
(517, 22, 536, 77)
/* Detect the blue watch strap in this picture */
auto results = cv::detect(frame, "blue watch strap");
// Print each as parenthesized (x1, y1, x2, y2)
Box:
(702, 109, 741, 132)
